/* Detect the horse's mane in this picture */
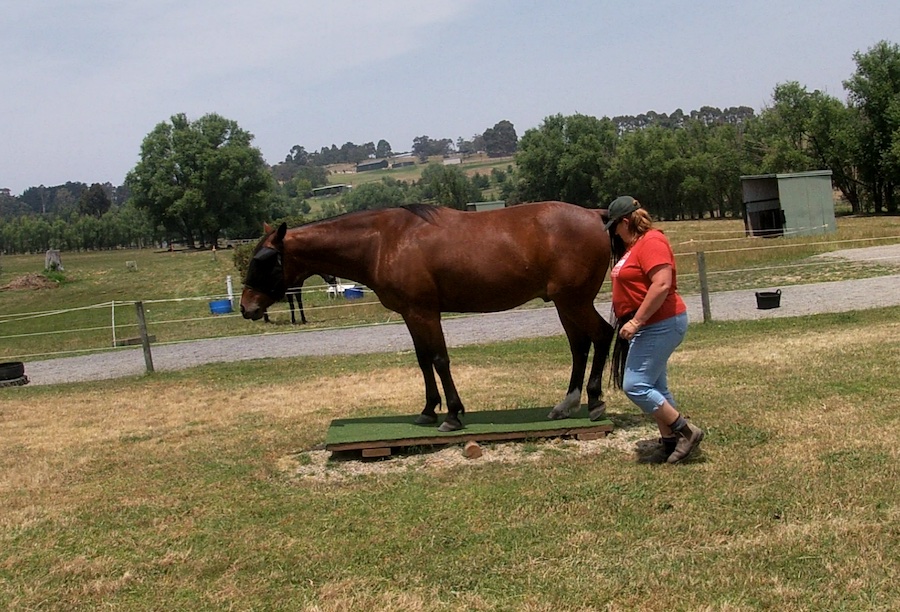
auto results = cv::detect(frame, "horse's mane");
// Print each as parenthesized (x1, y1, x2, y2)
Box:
(400, 203, 441, 224)
(260, 204, 442, 245)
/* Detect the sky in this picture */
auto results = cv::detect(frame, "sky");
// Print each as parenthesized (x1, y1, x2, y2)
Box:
(1, 0, 898, 195)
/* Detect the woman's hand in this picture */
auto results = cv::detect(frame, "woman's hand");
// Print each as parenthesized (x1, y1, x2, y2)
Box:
(620, 318, 643, 340)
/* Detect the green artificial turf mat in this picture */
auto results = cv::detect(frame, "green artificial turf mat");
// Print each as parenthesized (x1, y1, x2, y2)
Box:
(325, 406, 613, 447)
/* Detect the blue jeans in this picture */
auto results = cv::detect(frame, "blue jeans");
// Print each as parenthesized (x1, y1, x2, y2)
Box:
(622, 311, 688, 414)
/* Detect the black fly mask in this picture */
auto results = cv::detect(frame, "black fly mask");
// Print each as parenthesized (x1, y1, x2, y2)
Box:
(244, 247, 286, 301)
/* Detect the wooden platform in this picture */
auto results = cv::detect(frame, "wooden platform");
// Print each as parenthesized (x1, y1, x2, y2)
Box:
(324, 406, 614, 458)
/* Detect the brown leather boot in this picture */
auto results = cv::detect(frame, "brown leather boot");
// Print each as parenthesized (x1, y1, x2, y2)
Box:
(667, 422, 704, 464)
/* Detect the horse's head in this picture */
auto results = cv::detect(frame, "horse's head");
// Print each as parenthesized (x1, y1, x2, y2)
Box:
(240, 222, 288, 320)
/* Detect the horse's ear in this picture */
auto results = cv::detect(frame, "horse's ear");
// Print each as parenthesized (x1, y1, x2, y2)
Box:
(274, 222, 287, 244)
(263, 222, 273, 234)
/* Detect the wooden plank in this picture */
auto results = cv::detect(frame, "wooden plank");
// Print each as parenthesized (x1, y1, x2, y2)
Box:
(577, 431, 608, 441)
(325, 422, 613, 453)
(361, 447, 391, 458)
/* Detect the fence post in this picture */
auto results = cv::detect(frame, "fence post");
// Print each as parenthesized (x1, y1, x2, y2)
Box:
(697, 251, 712, 323)
(134, 301, 154, 374)
(111, 301, 117, 347)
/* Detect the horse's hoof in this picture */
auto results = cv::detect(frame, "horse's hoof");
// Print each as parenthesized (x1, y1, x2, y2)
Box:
(548, 391, 581, 420)
(438, 419, 463, 432)
(414, 413, 438, 425)
(546, 406, 571, 420)
(588, 402, 607, 421)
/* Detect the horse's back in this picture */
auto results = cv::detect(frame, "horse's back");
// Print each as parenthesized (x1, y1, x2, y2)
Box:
(418, 201, 609, 265)
(385, 201, 610, 312)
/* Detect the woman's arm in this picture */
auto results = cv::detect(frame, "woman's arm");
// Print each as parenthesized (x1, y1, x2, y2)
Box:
(620, 263, 672, 340)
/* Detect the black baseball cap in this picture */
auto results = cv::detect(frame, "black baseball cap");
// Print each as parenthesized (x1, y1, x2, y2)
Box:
(604, 196, 640, 230)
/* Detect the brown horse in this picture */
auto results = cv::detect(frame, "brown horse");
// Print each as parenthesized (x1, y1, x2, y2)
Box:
(240, 201, 614, 432)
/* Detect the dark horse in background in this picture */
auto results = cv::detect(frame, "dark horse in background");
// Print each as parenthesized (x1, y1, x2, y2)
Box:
(263, 274, 337, 325)
(240, 201, 615, 432)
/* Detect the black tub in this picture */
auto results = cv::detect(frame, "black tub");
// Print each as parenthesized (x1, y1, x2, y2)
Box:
(755, 289, 782, 310)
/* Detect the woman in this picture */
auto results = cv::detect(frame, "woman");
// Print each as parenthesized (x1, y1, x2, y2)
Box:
(605, 196, 703, 464)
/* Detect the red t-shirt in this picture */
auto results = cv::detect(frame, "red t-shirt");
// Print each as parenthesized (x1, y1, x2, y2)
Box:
(611, 229, 686, 324)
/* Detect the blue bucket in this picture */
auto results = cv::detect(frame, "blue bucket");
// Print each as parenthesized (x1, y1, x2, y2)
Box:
(209, 299, 233, 314)
(344, 287, 364, 300)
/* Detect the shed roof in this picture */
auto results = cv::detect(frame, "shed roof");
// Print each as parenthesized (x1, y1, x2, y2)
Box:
(740, 170, 832, 181)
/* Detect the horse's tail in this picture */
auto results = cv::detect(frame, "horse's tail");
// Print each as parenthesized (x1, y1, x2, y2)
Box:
(609, 311, 634, 389)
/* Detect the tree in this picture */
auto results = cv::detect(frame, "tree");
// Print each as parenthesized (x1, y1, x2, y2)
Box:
(419, 163, 482, 209)
(0, 191, 28, 218)
(608, 125, 686, 219)
(126, 112, 275, 247)
(482, 120, 518, 157)
(748, 82, 864, 212)
(339, 141, 376, 164)
(844, 40, 900, 213)
(456, 136, 477, 156)
(376, 139, 393, 158)
(746, 82, 819, 173)
(78, 183, 112, 218)
(515, 113, 618, 207)
(343, 178, 412, 212)
(412, 136, 453, 161)
(20, 183, 86, 216)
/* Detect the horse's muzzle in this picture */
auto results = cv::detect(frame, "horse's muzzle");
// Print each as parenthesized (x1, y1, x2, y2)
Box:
(240, 303, 265, 321)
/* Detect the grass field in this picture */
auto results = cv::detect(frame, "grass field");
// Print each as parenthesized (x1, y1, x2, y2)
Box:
(321, 155, 515, 189)
(2, 213, 899, 362)
(1, 307, 898, 610)
(305, 155, 515, 216)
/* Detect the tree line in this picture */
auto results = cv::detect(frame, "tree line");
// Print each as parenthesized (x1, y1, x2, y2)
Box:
(1, 40, 897, 256)
(270, 120, 519, 183)
(514, 40, 899, 219)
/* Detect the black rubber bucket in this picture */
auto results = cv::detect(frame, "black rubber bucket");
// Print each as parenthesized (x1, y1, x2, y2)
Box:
(0, 361, 28, 387)
(755, 289, 782, 310)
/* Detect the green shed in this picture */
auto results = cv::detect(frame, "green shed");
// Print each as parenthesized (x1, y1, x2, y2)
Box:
(466, 201, 506, 212)
(740, 170, 836, 237)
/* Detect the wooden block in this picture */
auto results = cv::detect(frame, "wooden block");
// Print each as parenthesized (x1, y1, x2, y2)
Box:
(463, 441, 483, 459)
(361, 447, 391, 458)
(577, 431, 607, 441)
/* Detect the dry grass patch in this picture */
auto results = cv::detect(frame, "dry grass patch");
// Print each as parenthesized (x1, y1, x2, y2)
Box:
(2, 309, 899, 610)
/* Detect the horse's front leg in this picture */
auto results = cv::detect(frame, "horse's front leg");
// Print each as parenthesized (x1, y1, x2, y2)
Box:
(287, 294, 297, 325)
(404, 312, 465, 431)
(411, 339, 442, 425)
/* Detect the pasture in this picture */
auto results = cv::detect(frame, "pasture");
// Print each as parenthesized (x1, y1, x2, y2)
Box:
(1, 307, 899, 610)
(1, 213, 899, 363)
(1, 212, 899, 608)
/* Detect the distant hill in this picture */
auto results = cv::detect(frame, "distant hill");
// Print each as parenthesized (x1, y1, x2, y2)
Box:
(321, 154, 515, 190)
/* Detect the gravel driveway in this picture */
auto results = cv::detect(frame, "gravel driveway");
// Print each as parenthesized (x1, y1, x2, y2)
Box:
(21, 245, 900, 386)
